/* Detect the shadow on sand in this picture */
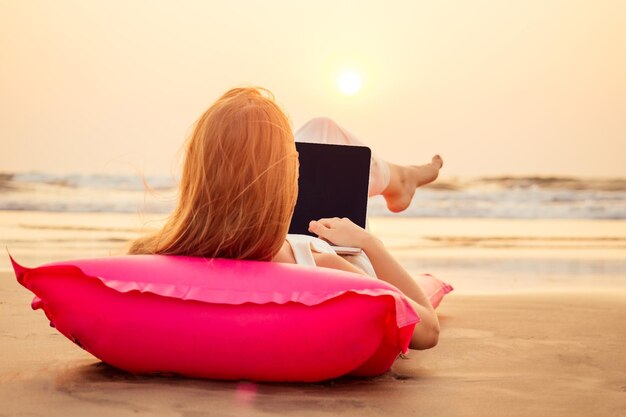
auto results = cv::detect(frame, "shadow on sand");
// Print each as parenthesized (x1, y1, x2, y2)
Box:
(44, 359, 431, 416)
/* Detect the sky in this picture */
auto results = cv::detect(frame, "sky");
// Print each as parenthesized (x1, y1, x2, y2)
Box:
(1, 0, 625, 178)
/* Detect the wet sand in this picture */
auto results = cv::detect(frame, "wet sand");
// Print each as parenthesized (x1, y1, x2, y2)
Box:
(1, 269, 624, 416)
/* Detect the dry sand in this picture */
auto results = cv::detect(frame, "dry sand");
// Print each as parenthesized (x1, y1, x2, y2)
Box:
(1, 269, 624, 417)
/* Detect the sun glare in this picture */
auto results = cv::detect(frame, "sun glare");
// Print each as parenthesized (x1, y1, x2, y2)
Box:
(337, 71, 363, 96)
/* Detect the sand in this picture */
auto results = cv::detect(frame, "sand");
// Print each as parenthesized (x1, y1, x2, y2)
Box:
(1, 212, 625, 416)
(1, 270, 624, 416)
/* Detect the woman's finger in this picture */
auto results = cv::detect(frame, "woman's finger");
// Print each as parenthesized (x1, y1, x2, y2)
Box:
(311, 218, 332, 229)
(316, 218, 342, 228)
(308, 220, 330, 238)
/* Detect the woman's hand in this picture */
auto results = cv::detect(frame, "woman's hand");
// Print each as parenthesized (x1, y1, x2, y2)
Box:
(308, 217, 375, 248)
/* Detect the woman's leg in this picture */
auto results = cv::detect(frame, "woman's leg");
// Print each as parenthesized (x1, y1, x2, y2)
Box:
(295, 117, 391, 197)
(295, 117, 443, 212)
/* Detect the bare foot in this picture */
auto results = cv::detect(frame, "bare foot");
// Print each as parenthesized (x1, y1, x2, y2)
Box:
(382, 155, 443, 213)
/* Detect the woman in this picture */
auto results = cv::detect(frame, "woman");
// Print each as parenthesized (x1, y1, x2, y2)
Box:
(127, 87, 444, 350)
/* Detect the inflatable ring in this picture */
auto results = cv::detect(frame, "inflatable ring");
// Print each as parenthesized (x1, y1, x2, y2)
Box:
(10, 253, 451, 382)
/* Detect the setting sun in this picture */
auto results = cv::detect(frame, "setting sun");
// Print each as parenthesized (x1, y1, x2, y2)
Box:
(337, 71, 363, 95)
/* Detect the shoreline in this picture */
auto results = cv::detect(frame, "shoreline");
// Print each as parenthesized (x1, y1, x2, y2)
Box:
(2, 211, 625, 296)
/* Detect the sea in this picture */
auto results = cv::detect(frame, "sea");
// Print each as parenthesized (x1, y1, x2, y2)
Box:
(1, 171, 624, 219)
(1, 171, 625, 292)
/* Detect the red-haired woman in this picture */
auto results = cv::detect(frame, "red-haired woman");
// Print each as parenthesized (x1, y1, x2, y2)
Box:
(127, 87, 444, 350)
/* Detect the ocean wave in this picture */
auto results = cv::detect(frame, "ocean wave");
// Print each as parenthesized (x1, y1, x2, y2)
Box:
(5, 172, 177, 191)
(1, 171, 625, 219)
(426, 176, 626, 192)
(2, 171, 624, 192)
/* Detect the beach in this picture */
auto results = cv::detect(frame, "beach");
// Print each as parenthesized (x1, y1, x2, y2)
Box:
(1, 211, 625, 416)
(2, 0, 625, 413)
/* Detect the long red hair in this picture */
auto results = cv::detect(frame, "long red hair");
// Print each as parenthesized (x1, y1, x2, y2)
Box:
(127, 87, 298, 261)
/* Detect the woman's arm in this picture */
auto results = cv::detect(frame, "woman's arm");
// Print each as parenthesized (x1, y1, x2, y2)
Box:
(309, 218, 440, 350)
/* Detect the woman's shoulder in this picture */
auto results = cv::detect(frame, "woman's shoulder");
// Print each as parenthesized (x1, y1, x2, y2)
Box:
(285, 234, 335, 254)
(273, 234, 334, 264)
(281, 234, 367, 276)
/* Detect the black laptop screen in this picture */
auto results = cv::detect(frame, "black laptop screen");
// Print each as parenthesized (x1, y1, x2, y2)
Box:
(288, 142, 371, 236)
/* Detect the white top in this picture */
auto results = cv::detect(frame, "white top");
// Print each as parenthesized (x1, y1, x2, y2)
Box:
(285, 234, 377, 279)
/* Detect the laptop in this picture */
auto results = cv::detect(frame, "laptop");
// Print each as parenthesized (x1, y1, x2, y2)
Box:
(288, 142, 371, 254)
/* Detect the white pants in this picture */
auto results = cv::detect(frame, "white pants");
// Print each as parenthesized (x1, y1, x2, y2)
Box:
(294, 117, 391, 197)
